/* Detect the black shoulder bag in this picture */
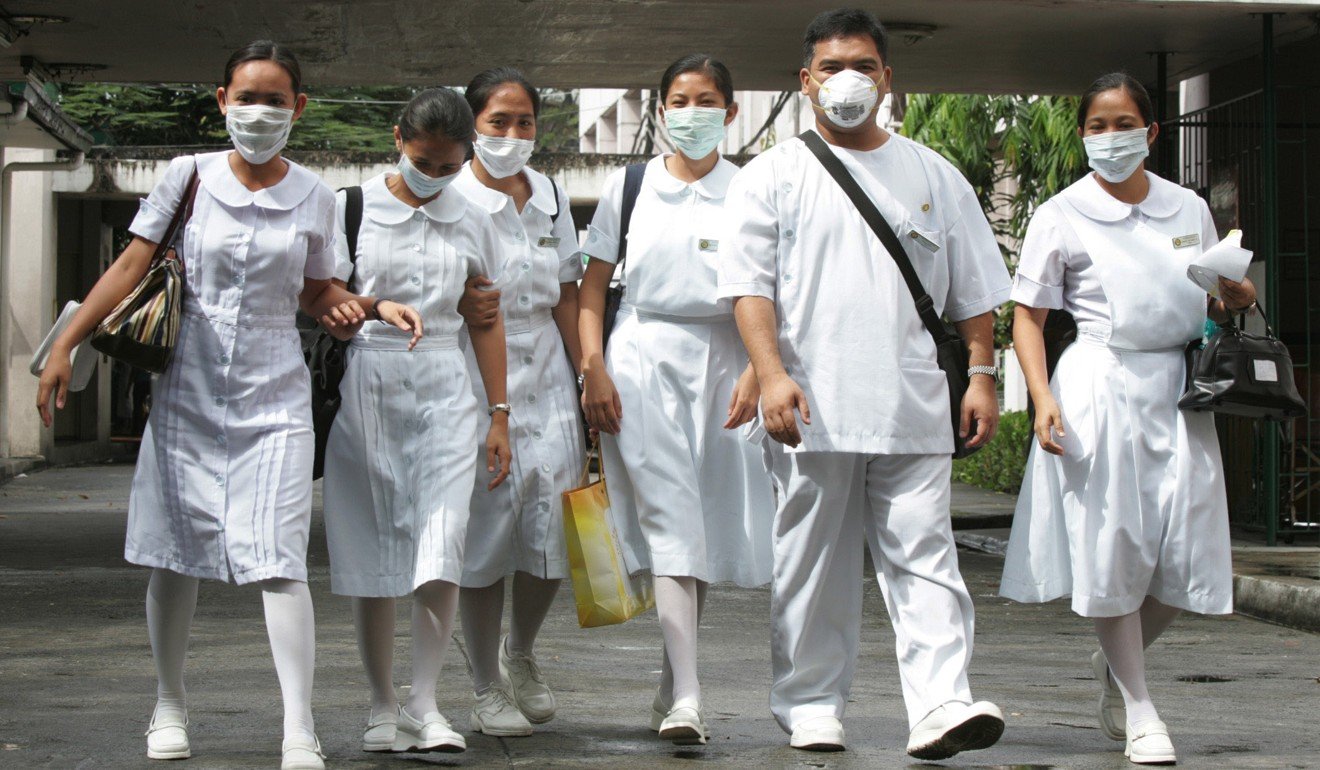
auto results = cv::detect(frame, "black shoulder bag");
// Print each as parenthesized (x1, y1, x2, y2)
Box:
(299, 185, 363, 479)
(799, 130, 982, 458)
(601, 163, 646, 345)
(1178, 301, 1306, 420)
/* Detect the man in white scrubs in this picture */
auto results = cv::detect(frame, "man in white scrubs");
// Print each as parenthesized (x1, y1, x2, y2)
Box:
(718, 8, 1011, 760)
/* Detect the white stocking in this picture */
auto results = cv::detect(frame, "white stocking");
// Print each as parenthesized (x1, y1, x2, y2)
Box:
(654, 576, 704, 708)
(459, 578, 504, 694)
(352, 597, 398, 717)
(260, 579, 317, 744)
(1140, 596, 1182, 648)
(1095, 612, 1160, 729)
(408, 580, 459, 717)
(146, 568, 198, 722)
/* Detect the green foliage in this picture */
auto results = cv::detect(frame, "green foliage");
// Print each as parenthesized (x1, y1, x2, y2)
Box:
(951, 410, 1033, 494)
(59, 84, 579, 155)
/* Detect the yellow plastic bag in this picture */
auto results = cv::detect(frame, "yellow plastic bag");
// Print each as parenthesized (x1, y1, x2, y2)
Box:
(561, 442, 655, 628)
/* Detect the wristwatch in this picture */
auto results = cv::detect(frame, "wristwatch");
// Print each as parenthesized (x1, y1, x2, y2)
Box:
(371, 298, 394, 320)
(968, 365, 998, 383)
(488, 403, 512, 417)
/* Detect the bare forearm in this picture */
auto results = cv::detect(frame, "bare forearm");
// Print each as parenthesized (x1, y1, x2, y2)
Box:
(953, 312, 996, 368)
(300, 280, 385, 320)
(577, 259, 612, 374)
(53, 238, 156, 353)
(553, 281, 584, 376)
(1012, 305, 1053, 401)
(733, 296, 787, 385)
(469, 314, 509, 405)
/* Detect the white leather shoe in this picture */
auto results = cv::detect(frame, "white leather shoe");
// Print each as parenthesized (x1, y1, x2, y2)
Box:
(362, 708, 398, 753)
(395, 707, 465, 753)
(907, 701, 1005, 760)
(470, 686, 534, 737)
(789, 715, 846, 752)
(658, 703, 709, 745)
(499, 637, 556, 724)
(1093, 650, 1127, 741)
(1125, 720, 1177, 765)
(280, 736, 325, 770)
(650, 687, 670, 732)
(145, 707, 190, 760)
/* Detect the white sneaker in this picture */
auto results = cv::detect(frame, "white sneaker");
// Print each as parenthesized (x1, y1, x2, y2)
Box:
(280, 736, 325, 770)
(650, 688, 670, 732)
(906, 701, 1005, 760)
(499, 637, 556, 724)
(145, 706, 190, 760)
(1093, 650, 1127, 741)
(1125, 720, 1177, 765)
(789, 715, 846, 752)
(658, 703, 709, 745)
(362, 708, 398, 753)
(394, 707, 466, 753)
(470, 686, 534, 737)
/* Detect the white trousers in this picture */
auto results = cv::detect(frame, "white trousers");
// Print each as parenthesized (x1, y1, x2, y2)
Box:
(767, 450, 975, 732)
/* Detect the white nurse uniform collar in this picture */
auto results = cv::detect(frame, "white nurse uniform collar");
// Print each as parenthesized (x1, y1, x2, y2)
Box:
(1065, 171, 1185, 223)
(644, 153, 736, 201)
(362, 171, 467, 226)
(197, 151, 321, 211)
(454, 163, 557, 218)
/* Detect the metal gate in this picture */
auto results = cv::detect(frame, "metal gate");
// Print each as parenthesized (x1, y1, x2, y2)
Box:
(1166, 85, 1319, 544)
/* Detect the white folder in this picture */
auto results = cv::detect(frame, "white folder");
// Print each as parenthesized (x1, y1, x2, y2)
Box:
(29, 301, 99, 392)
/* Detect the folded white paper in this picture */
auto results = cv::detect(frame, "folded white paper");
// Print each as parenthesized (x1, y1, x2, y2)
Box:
(29, 301, 99, 392)
(1187, 229, 1252, 296)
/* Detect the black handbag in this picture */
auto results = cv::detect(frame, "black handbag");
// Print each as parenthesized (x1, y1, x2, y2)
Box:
(800, 130, 982, 458)
(299, 185, 363, 480)
(1178, 301, 1306, 420)
(90, 163, 200, 373)
(602, 162, 646, 345)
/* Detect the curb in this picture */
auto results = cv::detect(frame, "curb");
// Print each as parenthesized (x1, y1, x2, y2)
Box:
(0, 457, 45, 485)
(950, 513, 1014, 531)
(1232, 574, 1320, 633)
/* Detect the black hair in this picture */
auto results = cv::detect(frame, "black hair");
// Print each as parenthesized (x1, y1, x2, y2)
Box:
(659, 54, 735, 106)
(465, 67, 541, 119)
(1077, 72, 1155, 127)
(224, 40, 302, 94)
(398, 87, 475, 147)
(802, 8, 889, 69)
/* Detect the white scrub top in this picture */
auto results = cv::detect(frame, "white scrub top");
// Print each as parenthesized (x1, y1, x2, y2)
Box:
(718, 131, 1012, 455)
(582, 154, 739, 319)
(124, 151, 336, 585)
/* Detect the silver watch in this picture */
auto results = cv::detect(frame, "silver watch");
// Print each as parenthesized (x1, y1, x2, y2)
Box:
(968, 365, 998, 383)
(488, 403, 512, 416)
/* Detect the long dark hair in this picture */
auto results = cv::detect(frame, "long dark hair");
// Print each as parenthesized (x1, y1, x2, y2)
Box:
(224, 40, 302, 93)
(398, 87, 475, 148)
(1077, 72, 1154, 127)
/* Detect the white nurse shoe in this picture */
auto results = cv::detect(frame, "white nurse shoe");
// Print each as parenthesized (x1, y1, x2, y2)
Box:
(650, 687, 671, 732)
(789, 715, 846, 752)
(361, 708, 398, 753)
(1125, 720, 1177, 765)
(499, 637, 556, 724)
(145, 707, 190, 760)
(658, 702, 709, 745)
(280, 735, 325, 770)
(906, 701, 1006, 760)
(395, 707, 466, 752)
(1092, 650, 1128, 740)
(470, 686, 534, 737)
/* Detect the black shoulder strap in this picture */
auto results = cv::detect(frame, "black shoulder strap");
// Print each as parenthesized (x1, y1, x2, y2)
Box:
(797, 130, 955, 344)
(616, 163, 646, 266)
(341, 185, 363, 265)
(550, 180, 562, 224)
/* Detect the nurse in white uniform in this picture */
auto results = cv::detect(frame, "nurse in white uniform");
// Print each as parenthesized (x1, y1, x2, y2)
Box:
(719, 11, 1008, 759)
(451, 68, 585, 738)
(35, 43, 422, 770)
(321, 88, 512, 756)
(578, 54, 775, 745)
(1000, 73, 1256, 766)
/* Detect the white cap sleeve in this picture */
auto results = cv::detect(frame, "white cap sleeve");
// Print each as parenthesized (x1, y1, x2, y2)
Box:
(578, 168, 626, 265)
(551, 181, 584, 283)
(303, 188, 337, 280)
(942, 187, 1012, 321)
(128, 155, 196, 245)
(331, 188, 354, 283)
(1009, 202, 1069, 310)
(716, 158, 779, 301)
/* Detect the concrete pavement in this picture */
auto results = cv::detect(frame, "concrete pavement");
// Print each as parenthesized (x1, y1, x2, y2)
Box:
(2, 464, 1319, 769)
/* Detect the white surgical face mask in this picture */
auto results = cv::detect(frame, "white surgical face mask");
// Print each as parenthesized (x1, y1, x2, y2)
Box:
(811, 69, 879, 129)
(663, 106, 728, 159)
(225, 104, 294, 165)
(397, 153, 458, 198)
(473, 133, 536, 179)
(1083, 127, 1151, 183)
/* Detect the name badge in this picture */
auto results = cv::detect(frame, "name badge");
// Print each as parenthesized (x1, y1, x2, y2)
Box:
(698, 238, 719, 252)
(1172, 233, 1201, 249)
(537, 236, 561, 248)
(1253, 359, 1279, 383)
(908, 230, 940, 253)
